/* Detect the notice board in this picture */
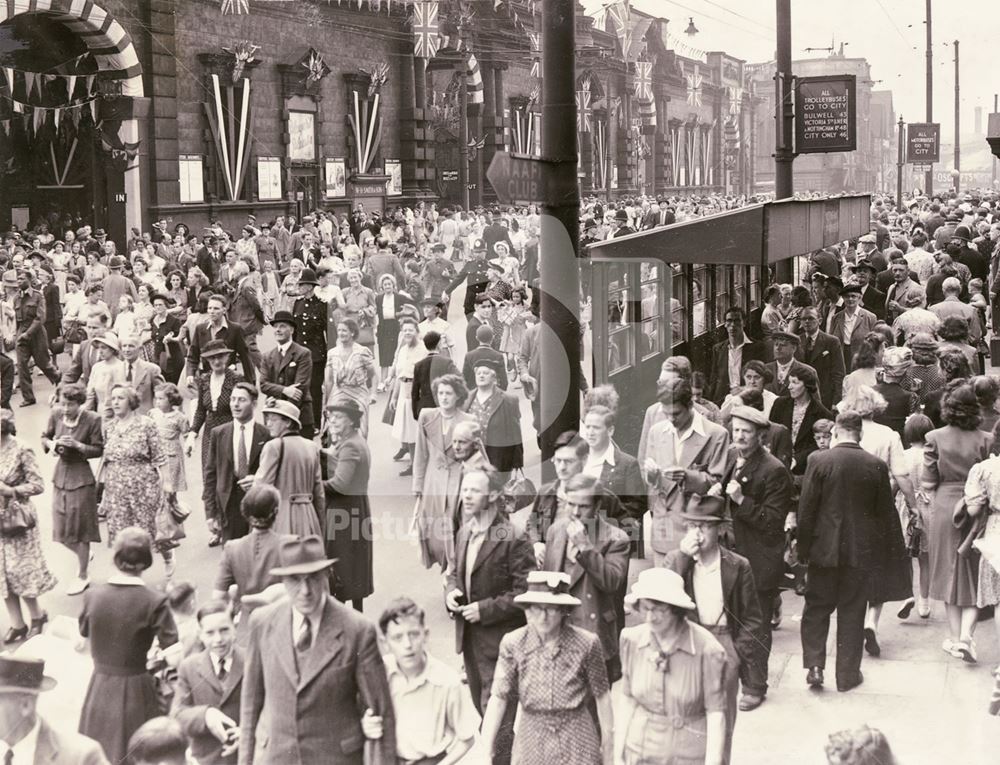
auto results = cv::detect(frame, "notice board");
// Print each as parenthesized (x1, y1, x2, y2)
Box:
(906, 123, 940, 164)
(794, 75, 857, 154)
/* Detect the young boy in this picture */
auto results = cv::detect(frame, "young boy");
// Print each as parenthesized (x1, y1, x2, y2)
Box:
(812, 418, 835, 450)
(362, 598, 479, 764)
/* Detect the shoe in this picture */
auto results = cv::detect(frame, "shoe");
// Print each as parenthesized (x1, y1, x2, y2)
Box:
(771, 595, 783, 630)
(392, 448, 408, 461)
(863, 627, 881, 657)
(18, 400, 35, 407)
(942, 638, 963, 658)
(806, 666, 824, 688)
(208, 534, 222, 548)
(954, 640, 977, 664)
(896, 598, 915, 620)
(399, 466, 413, 477)
(25, 612, 48, 639)
(738, 693, 764, 712)
(66, 577, 90, 596)
(837, 671, 864, 693)
(376, 383, 386, 393)
(917, 597, 931, 618)
(3, 626, 27, 645)
(989, 675, 1000, 716)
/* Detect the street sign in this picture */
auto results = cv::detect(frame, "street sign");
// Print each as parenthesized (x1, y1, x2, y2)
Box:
(441, 170, 458, 181)
(487, 151, 573, 206)
(906, 123, 940, 164)
(794, 75, 857, 154)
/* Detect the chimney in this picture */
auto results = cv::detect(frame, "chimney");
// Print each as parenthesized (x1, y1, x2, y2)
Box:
(975, 106, 983, 135)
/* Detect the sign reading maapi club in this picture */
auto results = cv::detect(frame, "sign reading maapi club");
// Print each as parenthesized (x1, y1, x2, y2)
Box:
(906, 123, 940, 164)
(794, 75, 857, 154)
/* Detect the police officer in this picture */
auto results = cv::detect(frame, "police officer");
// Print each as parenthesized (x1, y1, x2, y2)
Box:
(445, 238, 493, 317)
(291, 268, 327, 427)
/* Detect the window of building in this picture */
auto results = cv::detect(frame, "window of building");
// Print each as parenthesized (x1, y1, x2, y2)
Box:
(178, 155, 204, 204)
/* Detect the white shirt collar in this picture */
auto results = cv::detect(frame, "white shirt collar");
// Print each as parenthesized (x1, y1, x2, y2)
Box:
(5, 717, 40, 763)
(107, 573, 146, 586)
(728, 333, 750, 350)
(588, 441, 616, 467)
(664, 409, 707, 439)
(209, 650, 234, 676)
(277, 340, 293, 354)
(291, 605, 323, 648)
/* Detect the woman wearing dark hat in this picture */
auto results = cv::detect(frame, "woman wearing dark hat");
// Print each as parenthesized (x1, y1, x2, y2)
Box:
(255, 398, 324, 538)
(149, 292, 184, 383)
(79, 527, 179, 765)
(322, 397, 373, 611)
(481, 571, 613, 765)
(186, 340, 239, 490)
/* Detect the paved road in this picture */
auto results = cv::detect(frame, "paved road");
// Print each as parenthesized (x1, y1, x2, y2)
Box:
(5, 313, 1000, 763)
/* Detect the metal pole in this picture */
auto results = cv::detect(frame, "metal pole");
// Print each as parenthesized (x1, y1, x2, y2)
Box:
(993, 93, 998, 188)
(459, 77, 470, 210)
(774, 0, 793, 281)
(953, 39, 960, 193)
(897, 116, 905, 205)
(925, 0, 933, 195)
(538, 0, 581, 467)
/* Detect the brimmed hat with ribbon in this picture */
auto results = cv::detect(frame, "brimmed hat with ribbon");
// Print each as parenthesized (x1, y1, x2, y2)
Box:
(201, 339, 233, 359)
(881, 346, 913, 378)
(262, 398, 301, 428)
(92, 332, 121, 354)
(625, 568, 695, 610)
(326, 397, 364, 427)
(680, 494, 727, 524)
(269, 534, 337, 576)
(771, 330, 800, 346)
(0, 656, 57, 694)
(513, 571, 581, 609)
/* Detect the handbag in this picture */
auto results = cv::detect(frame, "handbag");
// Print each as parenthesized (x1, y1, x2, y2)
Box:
(0, 499, 37, 538)
(504, 469, 537, 513)
(64, 320, 86, 344)
(954, 498, 987, 559)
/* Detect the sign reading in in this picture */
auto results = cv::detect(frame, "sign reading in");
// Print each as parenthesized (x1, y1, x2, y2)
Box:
(794, 75, 857, 154)
(487, 151, 571, 206)
(906, 123, 940, 164)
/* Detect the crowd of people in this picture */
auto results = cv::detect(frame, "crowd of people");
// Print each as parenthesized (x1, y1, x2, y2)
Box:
(0, 189, 996, 764)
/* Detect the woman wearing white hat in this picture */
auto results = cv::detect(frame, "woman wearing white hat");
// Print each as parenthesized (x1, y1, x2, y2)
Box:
(84, 331, 125, 418)
(480, 571, 613, 765)
(618, 568, 728, 765)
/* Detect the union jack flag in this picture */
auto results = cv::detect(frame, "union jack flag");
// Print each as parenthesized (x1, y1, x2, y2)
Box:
(686, 68, 703, 107)
(606, 0, 631, 62)
(727, 86, 743, 116)
(634, 61, 652, 101)
(528, 32, 541, 79)
(576, 90, 591, 133)
(412, 1, 441, 60)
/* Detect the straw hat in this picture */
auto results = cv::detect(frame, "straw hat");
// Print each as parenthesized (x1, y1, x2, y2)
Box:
(262, 398, 301, 429)
(513, 571, 581, 609)
(624, 568, 695, 610)
(92, 332, 120, 354)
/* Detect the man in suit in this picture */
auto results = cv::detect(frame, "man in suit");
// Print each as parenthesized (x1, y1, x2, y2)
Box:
(830, 282, 878, 368)
(465, 360, 522, 481)
(929, 276, 983, 347)
(0, 655, 109, 764)
(61, 312, 111, 386)
(411, 330, 459, 419)
(666, 495, 764, 761)
(228, 262, 266, 370)
(240, 535, 395, 765)
(205, 383, 271, 542)
(856, 233, 886, 273)
(707, 307, 767, 404)
(172, 602, 244, 765)
(798, 411, 896, 692)
(795, 307, 845, 409)
(764, 331, 815, 400)
(884, 258, 926, 324)
(464, 294, 500, 352)
(446, 467, 533, 764)
(185, 294, 255, 384)
(102, 255, 137, 320)
(853, 259, 886, 321)
(718, 406, 792, 709)
(643, 377, 729, 564)
(463, 325, 508, 391)
(119, 334, 164, 414)
(259, 311, 314, 438)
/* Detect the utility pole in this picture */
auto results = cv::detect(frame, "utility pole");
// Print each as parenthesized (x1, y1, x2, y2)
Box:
(538, 0, 581, 466)
(925, 0, 933, 196)
(459, 78, 470, 209)
(897, 116, 905, 205)
(993, 93, 998, 188)
(774, 0, 794, 201)
(953, 39, 960, 193)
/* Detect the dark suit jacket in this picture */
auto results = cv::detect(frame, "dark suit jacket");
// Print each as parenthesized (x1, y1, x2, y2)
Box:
(61, 337, 102, 385)
(543, 517, 630, 662)
(239, 597, 395, 765)
(861, 284, 886, 321)
(411, 353, 459, 418)
(33, 718, 109, 765)
(764, 422, 793, 468)
(447, 513, 533, 658)
(526, 480, 627, 545)
(763, 358, 816, 400)
(186, 319, 255, 379)
(230, 282, 265, 335)
(665, 547, 763, 669)
(795, 331, 846, 408)
(204, 421, 271, 523)
(720, 446, 792, 592)
(797, 442, 896, 569)
(464, 389, 523, 472)
(707, 338, 767, 404)
(462, 345, 508, 391)
(829, 308, 879, 368)
(172, 648, 245, 765)
(768, 396, 833, 475)
(259, 342, 314, 431)
(598, 445, 648, 525)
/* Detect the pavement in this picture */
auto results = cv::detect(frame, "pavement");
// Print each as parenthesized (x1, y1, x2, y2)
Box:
(4, 302, 1000, 763)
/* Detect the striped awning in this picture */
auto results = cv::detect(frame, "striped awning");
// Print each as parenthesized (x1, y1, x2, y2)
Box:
(0, 0, 143, 97)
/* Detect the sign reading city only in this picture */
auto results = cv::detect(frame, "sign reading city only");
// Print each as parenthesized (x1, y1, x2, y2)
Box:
(906, 123, 940, 164)
(794, 75, 857, 154)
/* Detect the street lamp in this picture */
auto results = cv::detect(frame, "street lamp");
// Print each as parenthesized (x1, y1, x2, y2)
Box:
(685, 17, 699, 36)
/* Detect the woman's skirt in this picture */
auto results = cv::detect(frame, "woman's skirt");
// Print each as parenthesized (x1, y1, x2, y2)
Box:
(928, 482, 979, 606)
(391, 381, 417, 443)
(53, 483, 101, 545)
(977, 513, 1000, 608)
(0, 524, 58, 600)
(513, 706, 602, 765)
(79, 670, 160, 765)
(376, 317, 400, 367)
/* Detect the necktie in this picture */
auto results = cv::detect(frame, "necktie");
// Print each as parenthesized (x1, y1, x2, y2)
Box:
(4, 749, 11, 765)
(296, 618, 312, 653)
(803, 335, 813, 357)
(237, 424, 248, 479)
(217, 659, 228, 682)
(126, 363, 133, 382)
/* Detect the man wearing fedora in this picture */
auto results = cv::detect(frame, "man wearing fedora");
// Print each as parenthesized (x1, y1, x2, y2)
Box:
(852, 258, 886, 321)
(185, 294, 256, 385)
(666, 494, 764, 761)
(101, 256, 137, 322)
(239, 534, 395, 765)
(0, 655, 108, 764)
(260, 311, 315, 439)
(829, 282, 878, 368)
(764, 331, 814, 400)
(291, 269, 327, 427)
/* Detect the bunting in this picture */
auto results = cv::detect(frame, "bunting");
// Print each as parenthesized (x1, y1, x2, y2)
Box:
(670, 122, 681, 185)
(412, 1, 440, 59)
(466, 53, 483, 105)
(638, 98, 656, 130)
(595, 119, 607, 188)
(576, 90, 591, 133)
(203, 74, 254, 201)
(700, 122, 714, 185)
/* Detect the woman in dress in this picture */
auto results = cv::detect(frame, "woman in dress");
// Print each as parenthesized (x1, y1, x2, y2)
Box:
(78, 527, 178, 765)
(385, 318, 428, 474)
(481, 571, 613, 765)
(973, 375, 1000, 435)
(842, 332, 884, 398)
(185, 340, 238, 480)
(498, 288, 531, 383)
(165, 271, 189, 319)
(769, 366, 833, 477)
(922, 380, 993, 663)
(412, 374, 474, 571)
(374, 274, 416, 390)
(133, 284, 156, 361)
(276, 257, 304, 314)
(83, 251, 109, 291)
(181, 292, 212, 350)
(322, 398, 374, 612)
(342, 268, 377, 352)
(617, 567, 727, 765)
(255, 399, 324, 537)
(323, 319, 377, 438)
(150, 292, 184, 383)
(151, 383, 188, 564)
(0, 409, 57, 643)
(873, 347, 919, 445)
(938, 316, 980, 375)
(41, 383, 103, 596)
(85, 332, 124, 418)
(921, 347, 972, 429)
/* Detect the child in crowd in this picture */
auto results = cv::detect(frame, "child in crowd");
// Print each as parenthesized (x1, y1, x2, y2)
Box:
(898, 413, 935, 621)
(151, 383, 188, 577)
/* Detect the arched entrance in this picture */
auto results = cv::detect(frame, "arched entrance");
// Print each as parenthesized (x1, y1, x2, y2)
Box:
(0, 1, 143, 243)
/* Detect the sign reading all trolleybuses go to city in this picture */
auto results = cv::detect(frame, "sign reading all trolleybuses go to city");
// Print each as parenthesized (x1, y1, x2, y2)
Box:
(794, 75, 857, 154)
(906, 123, 940, 165)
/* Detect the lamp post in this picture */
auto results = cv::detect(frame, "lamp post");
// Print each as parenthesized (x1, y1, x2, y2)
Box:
(952, 39, 960, 193)
(774, 0, 794, 282)
(924, 0, 933, 195)
(897, 116, 905, 205)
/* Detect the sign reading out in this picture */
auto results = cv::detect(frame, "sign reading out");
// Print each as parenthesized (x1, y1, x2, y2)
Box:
(794, 75, 857, 154)
(906, 123, 941, 164)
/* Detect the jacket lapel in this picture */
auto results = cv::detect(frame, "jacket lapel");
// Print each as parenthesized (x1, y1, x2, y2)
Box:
(220, 649, 245, 705)
(250, 425, 269, 466)
(720, 549, 738, 607)
(426, 409, 446, 458)
(299, 598, 345, 691)
(679, 429, 708, 468)
(272, 603, 299, 684)
(455, 524, 471, 591)
(196, 650, 224, 696)
(34, 718, 58, 763)
(471, 517, 506, 574)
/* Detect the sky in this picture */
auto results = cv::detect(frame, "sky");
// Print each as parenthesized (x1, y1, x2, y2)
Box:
(581, 0, 1000, 152)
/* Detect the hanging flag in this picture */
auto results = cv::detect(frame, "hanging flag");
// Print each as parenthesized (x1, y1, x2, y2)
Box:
(220, 0, 250, 14)
(12, 101, 23, 114)
(576, 90, 591, 133)
(728, 86, 743, 116)
(634, 61, 652, 102)
(625, 16, 653, 62)
(595, 119, 606, 188)
(33, 109, 44, 133)
(66, 75, 78, 100)
(466, 53, 484, 104)
(494, 0, 503, 9)
(528, 32, 541, 79)
(2, 68, 12, 94)
(686, 67, 703, 107)
(24, 72, 37, 101)
(53, 108, 62, 130)
(638, 98, 656, 130)
(606, 0, 631, 62)
(412, 2, 440, 60)
(85, 75, 96, 95)
(90, 99, 99, 123)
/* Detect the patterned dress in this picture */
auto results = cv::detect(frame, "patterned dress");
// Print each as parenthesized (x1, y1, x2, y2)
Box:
(491, 624, 610, 765)
(324, 344, 376, 437)
(150, 408, 188, 493)
(100, 415, 165, 544)
(963, 454, 1000, 608)
(190, 369, 238, 472)
(0, 440, 58, 599)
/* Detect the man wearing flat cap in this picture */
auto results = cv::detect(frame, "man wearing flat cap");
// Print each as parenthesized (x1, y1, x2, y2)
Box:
(856, 233, 886, 273)
(239, 535, 396, 765)
(0, 655, 109, 764)
(830, 281, 878, 368)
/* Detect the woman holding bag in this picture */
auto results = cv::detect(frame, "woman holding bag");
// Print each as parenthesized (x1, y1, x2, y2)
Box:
(323, 319, 377, 439)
